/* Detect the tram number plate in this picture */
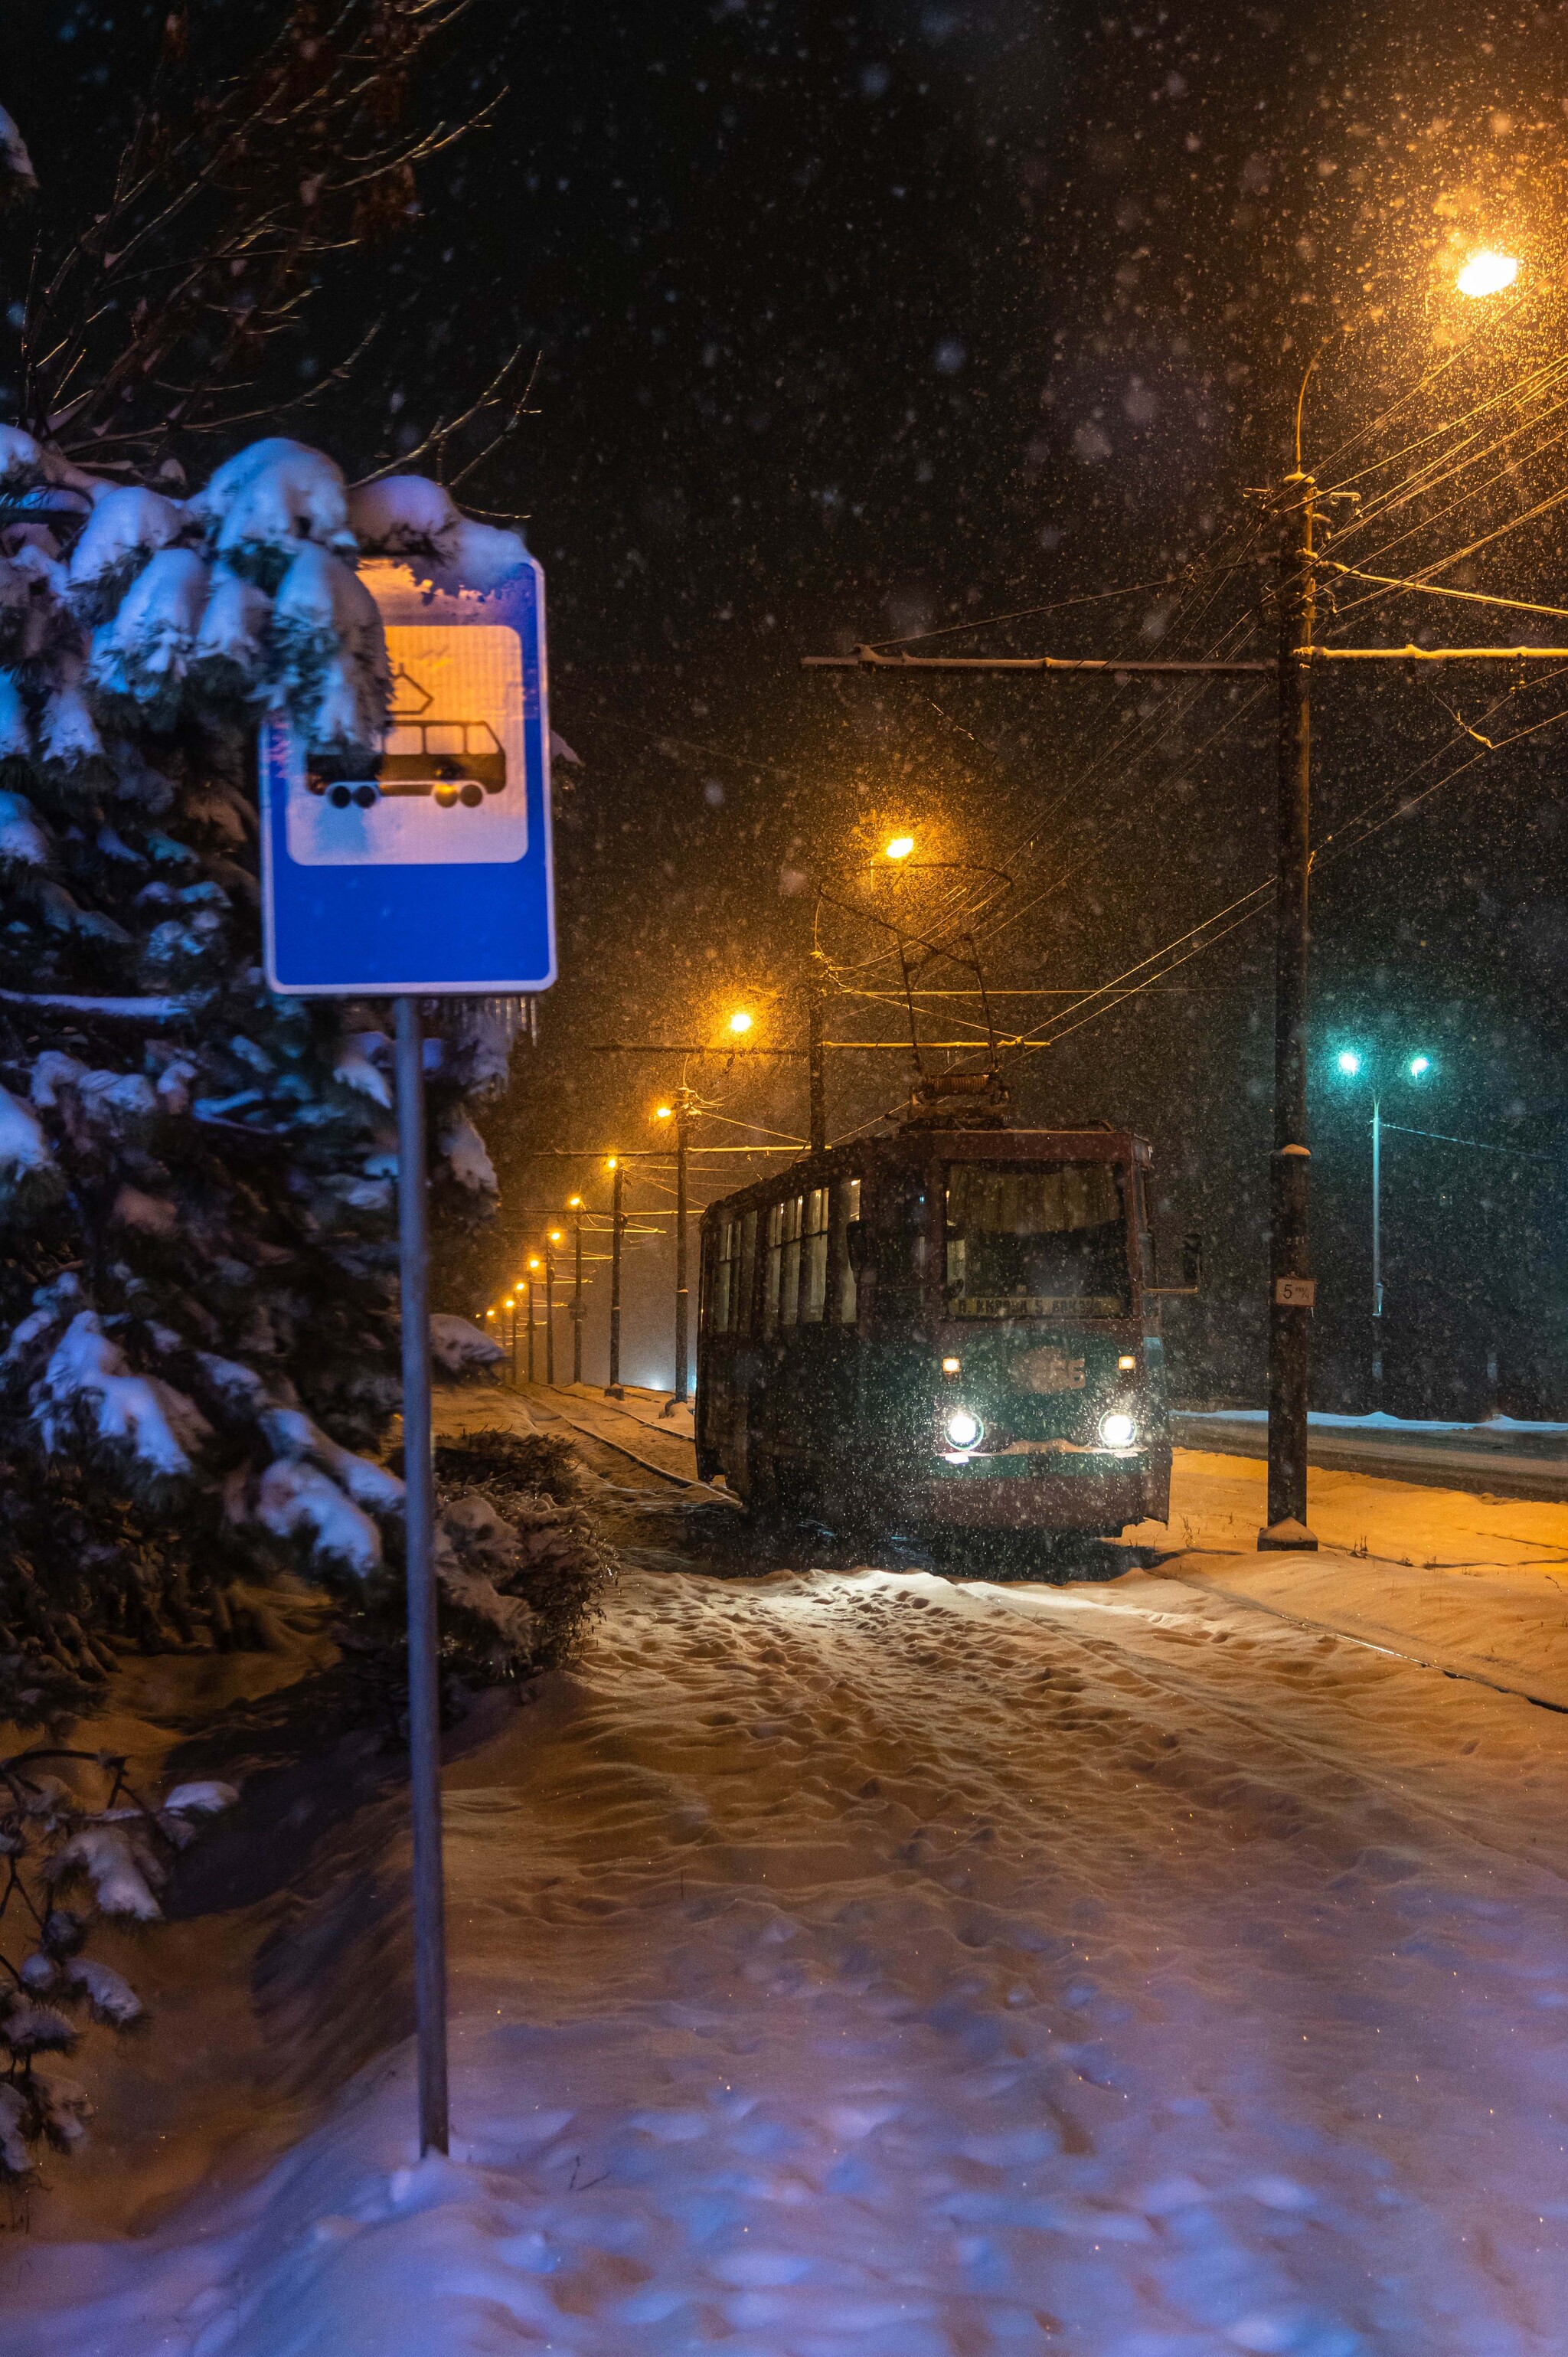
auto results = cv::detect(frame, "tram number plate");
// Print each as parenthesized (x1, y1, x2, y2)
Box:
(1011, 1346, 1086, 1394)
(1274, 1277, 1318, 1308)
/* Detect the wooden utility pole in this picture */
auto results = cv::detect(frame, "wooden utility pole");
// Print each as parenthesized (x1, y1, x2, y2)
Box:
(544, 1239, 557, 1385)
(526, 1276, 537, 1382)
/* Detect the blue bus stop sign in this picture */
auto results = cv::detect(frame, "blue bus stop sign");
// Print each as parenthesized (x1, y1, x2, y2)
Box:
(260, 557, 555, 996)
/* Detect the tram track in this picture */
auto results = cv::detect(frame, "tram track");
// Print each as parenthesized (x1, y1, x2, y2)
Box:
(518, 1384, 1568, 1879)
(545, 1394, 1568, 1722)
(524, 1390, 743, 1505)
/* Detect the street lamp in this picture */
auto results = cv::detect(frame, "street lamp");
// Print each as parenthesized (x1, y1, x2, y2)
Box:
(1331, 1044, 1436, 1396)
(727, 1009, 754, 1035)
(1456, 250, 1519, 299)
(884, 834, 915, 861)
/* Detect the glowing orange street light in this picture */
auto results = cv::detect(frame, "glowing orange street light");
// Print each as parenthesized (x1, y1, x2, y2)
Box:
(568, 1193, 583, 1208)
(606, 1155, 618, 1170)
(655, 1103, 673, 1121)
(884, 834, 915, 861)
(1456, 250, 1519, 299)
(727, 1009, 754, 1035)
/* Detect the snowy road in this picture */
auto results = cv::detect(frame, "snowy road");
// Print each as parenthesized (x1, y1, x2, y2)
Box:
(6, 1399, 1568, 2355)
(1172, 1412, 1568, 1504)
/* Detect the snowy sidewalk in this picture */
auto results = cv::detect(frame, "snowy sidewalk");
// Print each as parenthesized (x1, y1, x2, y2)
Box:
(6, 1548, 1568, 2355)
(8, 1398, 1568, 2354)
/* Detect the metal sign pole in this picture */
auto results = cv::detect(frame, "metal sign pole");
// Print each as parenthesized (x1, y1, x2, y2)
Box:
(394, 996, 449, 2158)
(260, 556, 556, 2176)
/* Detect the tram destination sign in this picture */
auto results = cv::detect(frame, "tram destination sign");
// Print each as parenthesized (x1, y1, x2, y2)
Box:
(260, 557, 556, 996)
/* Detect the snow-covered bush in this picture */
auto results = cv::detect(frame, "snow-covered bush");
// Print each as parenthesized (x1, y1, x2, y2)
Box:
(0, 436, 529, 1724)
(430, 1427, 613, 1672)
(335, 1428, 614, 1711)
(0, 1749, 236, 2182)
(430, 1312, 505, 1378)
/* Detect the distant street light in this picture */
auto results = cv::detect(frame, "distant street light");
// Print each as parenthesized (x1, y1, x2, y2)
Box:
(884, 834, 915, 861)
(728, 1009, 754, 1035)
(654, 1103, 673, 1121)
(1331, 1045, 1436, 1395)
(1456, 250, 1520, 299)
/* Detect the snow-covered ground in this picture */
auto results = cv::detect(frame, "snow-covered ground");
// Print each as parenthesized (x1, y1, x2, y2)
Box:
(5, 1411, 1568, 2355)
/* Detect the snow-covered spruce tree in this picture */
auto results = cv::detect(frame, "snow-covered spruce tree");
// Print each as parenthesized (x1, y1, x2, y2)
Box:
(0, 432, 538, 1721)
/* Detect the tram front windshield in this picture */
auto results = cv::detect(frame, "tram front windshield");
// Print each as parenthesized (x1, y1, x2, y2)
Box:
(944, 1162, 1131, 1319)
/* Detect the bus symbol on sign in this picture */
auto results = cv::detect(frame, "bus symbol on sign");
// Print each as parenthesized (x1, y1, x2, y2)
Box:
(284, 622, 529, 871)
(1275, 1276, 1317, 1308)
(308, 714, 508, 811)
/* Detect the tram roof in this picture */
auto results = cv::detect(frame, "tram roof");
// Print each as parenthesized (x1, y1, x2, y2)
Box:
(700, 1126, 1152, 1223)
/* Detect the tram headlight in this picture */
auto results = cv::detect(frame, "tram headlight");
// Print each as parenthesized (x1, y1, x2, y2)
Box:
(1097, 1409, 1137, 1450)
(945, 1407, 983, 1450)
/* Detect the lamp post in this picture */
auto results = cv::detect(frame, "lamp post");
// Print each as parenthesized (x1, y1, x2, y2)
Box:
(1332, 1047, 1435, 1401)
(526, 1257, 540, 1382)
(605, 1157, 625, 1397)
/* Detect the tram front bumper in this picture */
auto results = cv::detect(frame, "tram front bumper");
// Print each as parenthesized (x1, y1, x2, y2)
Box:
(912, 1456, 1155, 1534)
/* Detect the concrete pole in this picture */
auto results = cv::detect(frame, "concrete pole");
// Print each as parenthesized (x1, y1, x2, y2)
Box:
(572, 1209, 584, 1384)
(1262, 473, 1319, 1551)
(675, 1090, 691, 1404)
(606, 1161, 624, 1397)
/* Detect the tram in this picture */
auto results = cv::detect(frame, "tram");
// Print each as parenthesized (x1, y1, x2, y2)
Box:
(695, 1086, 1196, 1538)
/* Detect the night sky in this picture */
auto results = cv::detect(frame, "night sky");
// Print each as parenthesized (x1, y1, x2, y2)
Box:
(10, 0, 1568, 1407)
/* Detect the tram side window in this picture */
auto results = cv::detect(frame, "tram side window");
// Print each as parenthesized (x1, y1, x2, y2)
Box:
(737, 1208, 758, 1336)
(828, 1175, 861, 1323)
(763, 1200, 785, 1335)
(875, 1169, 929, 1315)
(697, 1227, 715, 1339)
(779, 1195, 803, 1329)
(714, 1218, 739, 1333)
(800, 1187, 830, 1322)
